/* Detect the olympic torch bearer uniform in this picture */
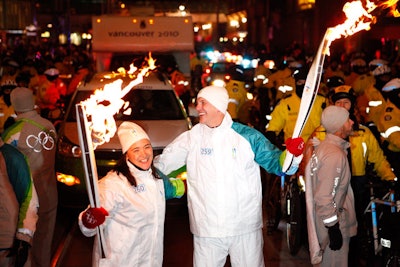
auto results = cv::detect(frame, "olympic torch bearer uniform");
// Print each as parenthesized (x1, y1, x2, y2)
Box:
(79, 164, 182, 267)
(2, 87, 58, 267)
(0, 137, 39, 267)
(78, 122, 185, 267)
(154, 86, 303, 267)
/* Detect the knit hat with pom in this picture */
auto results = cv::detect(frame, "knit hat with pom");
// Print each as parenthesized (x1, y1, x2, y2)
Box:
(117, 122, 150, 154)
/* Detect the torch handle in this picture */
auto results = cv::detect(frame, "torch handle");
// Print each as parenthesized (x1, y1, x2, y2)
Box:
(282, 30, 330, 173)
(76, 104, 108, 258)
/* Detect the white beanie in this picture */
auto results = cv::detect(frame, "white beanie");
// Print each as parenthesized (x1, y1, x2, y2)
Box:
(117, 122, 150, 154)
(321, 105, 349, 134)
(197, 86, 229, 113)
(10, 87, 35, 113)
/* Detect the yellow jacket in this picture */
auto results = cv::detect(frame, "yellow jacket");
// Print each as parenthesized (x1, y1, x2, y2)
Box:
(378, 99, 400, 152)
(265, 68, 295, 102)
(267, 93, 328, 142)
(309, 124, 395, 180)
(0, 97, 15, 133)
(351, 73, 375, 96)
(253, 65, 272, 89)
(358, 85, 386, 125)
(225, 79, 247, 120)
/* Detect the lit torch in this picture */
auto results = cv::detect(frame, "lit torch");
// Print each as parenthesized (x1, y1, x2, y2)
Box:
(76, 53, 156, 257)
(282, 0, 399, 173)
(295, 2, 400, 264)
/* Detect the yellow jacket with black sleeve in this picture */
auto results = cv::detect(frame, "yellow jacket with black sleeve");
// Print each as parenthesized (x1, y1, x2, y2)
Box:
(309, 124, 395, 181)
(267, 93, 327, 142)
(378, 99, 400, 152)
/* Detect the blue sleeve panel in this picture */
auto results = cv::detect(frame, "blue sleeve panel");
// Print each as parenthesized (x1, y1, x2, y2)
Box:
(156, 168, 184, 200)
(231, 122, 285, 176)
(1, 143, 32, 205)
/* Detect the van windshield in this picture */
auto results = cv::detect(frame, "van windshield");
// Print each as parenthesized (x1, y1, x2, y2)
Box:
(67, 89, 185, 122)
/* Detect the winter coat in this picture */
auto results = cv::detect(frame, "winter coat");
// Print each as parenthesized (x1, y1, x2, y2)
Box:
(0, 139, 38, 248)
(2, 110, 58, 213)
(225, 79, 247, 120)
(305, 133, 357, 264)
(79, 161, 184, 267)
(267, 93, 328, 142)
(378, 98, 400, 152)
(2, 109, 57, 266)
(154, 113, 285, 238)
(0, 97, 15, 133)
(309, 124, 395, 180)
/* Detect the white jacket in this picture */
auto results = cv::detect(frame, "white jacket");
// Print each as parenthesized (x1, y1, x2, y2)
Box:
(79, 162, 169, 267)
(154, 113, 284, 237)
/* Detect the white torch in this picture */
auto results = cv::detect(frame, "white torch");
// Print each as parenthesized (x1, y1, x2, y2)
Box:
(282, 0, 399, 173)
(76, 53, 156, 258)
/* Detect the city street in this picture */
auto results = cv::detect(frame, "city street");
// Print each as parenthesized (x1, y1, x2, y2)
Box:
(50, 198, 312, 267)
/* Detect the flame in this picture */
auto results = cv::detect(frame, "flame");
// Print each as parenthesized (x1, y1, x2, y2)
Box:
(80, 52, 156, 149)
(324, 0, 399, 55)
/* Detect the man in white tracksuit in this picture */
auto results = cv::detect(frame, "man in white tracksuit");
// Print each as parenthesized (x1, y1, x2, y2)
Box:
(154, 85, 304, 267)
(305, 106, 357, 266)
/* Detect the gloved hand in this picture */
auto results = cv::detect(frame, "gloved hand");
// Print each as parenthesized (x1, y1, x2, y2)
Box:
(7, 239, 30, 267)
(82, 207, 109, 229)
(327, 222, 343, 251)
(284, 153, 303, 176)
(285, 137, 305, 156)
(387, 178, 398, 190)
(169, 178, 186, 198)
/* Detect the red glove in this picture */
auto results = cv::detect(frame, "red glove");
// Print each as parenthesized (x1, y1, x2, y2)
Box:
(82, 207, 108, 229)
(285, 137, 305, 157)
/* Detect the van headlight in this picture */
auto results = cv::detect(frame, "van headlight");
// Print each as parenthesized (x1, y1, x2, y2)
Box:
(57, 136, 82, 157)
(57, 172, 81, 186)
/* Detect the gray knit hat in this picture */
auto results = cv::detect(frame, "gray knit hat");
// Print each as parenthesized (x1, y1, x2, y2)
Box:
(321, 105, 349, 134)
(10, 87, 35, 113)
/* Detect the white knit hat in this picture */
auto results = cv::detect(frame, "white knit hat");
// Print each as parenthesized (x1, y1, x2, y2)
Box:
(10, 87, 35, 113)
(197, 85, 229, 113)
(321, 105, 349, 134)
(117, 122, 150, 153)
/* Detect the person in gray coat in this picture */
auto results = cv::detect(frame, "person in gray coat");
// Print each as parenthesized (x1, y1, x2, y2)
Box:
(305, 105, 357, 267)
(2, 87, 57, 267)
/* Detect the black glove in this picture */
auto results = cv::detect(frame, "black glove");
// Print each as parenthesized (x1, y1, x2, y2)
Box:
(7, 239, 31, 267)
(388, 179, 398, 191)
(327, 222, 343, 251)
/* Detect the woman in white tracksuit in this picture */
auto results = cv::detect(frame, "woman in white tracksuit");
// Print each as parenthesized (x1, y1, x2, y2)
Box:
(78, 122, 185, 267)
(154, 86, 303, 267)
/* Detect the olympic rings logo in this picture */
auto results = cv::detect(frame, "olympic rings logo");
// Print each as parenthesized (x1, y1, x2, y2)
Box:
(26, 130, 56, 152)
